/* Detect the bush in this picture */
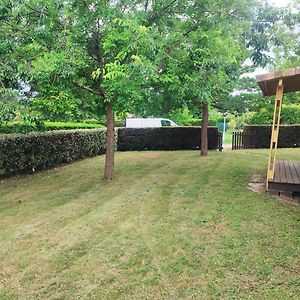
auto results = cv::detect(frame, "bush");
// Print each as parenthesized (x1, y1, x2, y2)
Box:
(44, 122, 102, 131)
(179, 119, 216, 126)
(244, 125, 300, 148)
(0, 122, 103, 134)
(0, 127, 220, 176)
(235, 113, 254, 129)
(82, 119, 102, 124)
(0, 129, 107, 175)
(168, 107, 197, 126)
(117, 127, 220, 151)
(168, 108, 231, 127)
(249, 104, 300, 125)
(228, 119, 237, 130)
(0, 123, 36, 134)
(0, 104, 16, 124)
(189, 119, 202, 126)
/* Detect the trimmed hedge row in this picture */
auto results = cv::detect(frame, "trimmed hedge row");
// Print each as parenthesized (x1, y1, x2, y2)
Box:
(0, 129, 107, 175)
(244, 125, 300, 148)
(0, 122, 103, 134)
(0, 126, 220, 176)
(117, 127, 219, 151)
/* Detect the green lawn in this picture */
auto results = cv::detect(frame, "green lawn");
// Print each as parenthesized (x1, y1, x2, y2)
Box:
(0, 149, 299, 299)
(224, 130, 233, 145)
(223, 130, 241, 145)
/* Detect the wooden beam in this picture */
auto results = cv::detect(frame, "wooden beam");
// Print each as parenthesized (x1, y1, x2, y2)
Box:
(266, 79, 284, 190)
(256, 67, 300, 96)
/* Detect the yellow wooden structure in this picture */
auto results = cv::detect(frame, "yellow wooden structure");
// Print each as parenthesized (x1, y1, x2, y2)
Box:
(267, 79, 283, 187)
(256, 67, 300, 194)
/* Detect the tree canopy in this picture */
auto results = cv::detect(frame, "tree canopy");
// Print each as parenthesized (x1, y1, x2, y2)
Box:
(1, 0, 299, 115)
(1, 0, 299, 177)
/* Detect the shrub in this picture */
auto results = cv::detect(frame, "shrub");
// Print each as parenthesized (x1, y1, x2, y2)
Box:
(178, 118, 217, 126)
(249, 104, 300, 125)
(0, 123, 37, 134)
(82, 119, 102, 124)
(117, 127, 219, 151)
(189, 119, 202, 126)
(0, 104, 16, 124)
(168, 107, 197, 126)
(0, 122, 103, 134)
(115, 119, 125, 127)
(235, 113, 255, 129)
(44, 122, 102, 131)
(228, 119, 237, 130)
(244, 125, 300, 148)
(0, 129, 107, 175)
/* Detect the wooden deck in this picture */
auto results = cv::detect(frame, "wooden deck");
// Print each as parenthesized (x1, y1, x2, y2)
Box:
(268, 160, 300, 194)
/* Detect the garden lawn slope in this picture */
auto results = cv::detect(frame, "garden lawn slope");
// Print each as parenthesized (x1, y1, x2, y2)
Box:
(0, 149, 299, 299)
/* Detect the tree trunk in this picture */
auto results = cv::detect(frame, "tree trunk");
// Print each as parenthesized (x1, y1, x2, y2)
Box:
(104, 102, 115, 180)
(201, 101, 209, 156)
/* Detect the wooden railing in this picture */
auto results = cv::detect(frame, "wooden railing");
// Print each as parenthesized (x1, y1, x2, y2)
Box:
(232, 132, 255, 150)
(218, 133, 223, 151)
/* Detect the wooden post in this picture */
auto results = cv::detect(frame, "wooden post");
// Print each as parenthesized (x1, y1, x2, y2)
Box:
(266, 79, 284, 189)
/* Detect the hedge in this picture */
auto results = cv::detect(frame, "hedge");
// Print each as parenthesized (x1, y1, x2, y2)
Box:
(0, 121, 103, 134)
(44, 122, 103, 130)
(117, 127, 219, 151)
(0, 129, 107, 175)
(0, 127, 220, 176)
(244, 125, 300, 148)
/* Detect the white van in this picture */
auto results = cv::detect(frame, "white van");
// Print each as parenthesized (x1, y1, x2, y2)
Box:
(125, 118, 178, 128)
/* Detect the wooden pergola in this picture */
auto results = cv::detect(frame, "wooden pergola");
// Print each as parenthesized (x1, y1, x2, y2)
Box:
(256, 67, 300, 196)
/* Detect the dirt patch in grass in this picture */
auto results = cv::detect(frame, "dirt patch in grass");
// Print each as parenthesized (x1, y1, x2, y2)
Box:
(248, 173, 266, 194)
(248, 173, 300, 206)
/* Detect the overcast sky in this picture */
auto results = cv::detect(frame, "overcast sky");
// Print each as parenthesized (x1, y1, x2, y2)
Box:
(245, 0, 294, 77)
(268, 0, 292, 7)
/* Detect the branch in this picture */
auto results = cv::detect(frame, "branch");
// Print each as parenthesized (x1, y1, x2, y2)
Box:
(146, 0, 178, 25)
(74, 82, 105, 98)
(145, 0, 149, 13)
(24, 3, 65, 28)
